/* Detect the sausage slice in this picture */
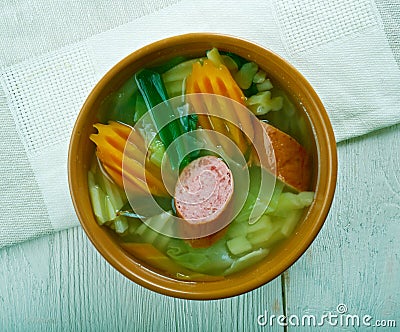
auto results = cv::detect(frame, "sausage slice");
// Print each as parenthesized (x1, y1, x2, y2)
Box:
(258, 121, 311, 192)
(174, 156, 234, 247)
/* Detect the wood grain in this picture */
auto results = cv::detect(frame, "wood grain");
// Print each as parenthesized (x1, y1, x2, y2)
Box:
(284, 124, 400, 330)
(0, 227, 283, 331)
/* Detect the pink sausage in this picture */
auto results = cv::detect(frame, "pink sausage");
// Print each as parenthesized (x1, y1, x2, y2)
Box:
(174, 156, 234, 247)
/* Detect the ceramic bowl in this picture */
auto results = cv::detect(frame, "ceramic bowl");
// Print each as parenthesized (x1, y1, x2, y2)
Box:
(68, 33, 337, 299)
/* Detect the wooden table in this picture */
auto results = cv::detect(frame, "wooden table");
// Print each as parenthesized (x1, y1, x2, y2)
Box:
(0, 124, 399, 331)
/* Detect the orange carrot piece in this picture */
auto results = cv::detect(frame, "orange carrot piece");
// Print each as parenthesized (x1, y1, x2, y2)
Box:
(90, 121, 168, 197)
(186, 60, 254, 153)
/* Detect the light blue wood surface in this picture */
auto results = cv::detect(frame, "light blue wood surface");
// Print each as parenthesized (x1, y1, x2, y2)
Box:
(1, 124, 399, 331)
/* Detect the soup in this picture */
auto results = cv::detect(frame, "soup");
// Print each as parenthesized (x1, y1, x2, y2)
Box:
(87, 48, 315, 280)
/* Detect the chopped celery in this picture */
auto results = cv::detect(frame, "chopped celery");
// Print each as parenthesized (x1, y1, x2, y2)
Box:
(273, 192, 314, 217)
(221, 55, 238, 72)
(104, 195, 117, 221)
(247, 221, 281, 247)
(248, 226, 285, 248)
(155, 212, 176, 252)
(265, 180, 285, 214)
(226, 221, 249, 239)
(148, 138, 165, 168)
(207, 48, 240, 72)
(253, 70, 267, 84)
(246, 91, 283, 115)
(243, 83, 259, 98)
(206, 48, 224, 67)
(135, 222, 159, 243)
(114, 216, 129, 234)
(246, 215, 272, 234)
(89, 185, 107, 225)
(162, 58, 203, 83)
(280, 209, 304, 237)
(234, 62, 259, 89)
(88, 170, 96, 188)
(134, 211, 172, 244)
(88, 157, 128, 226)
(224, 248, 269, 275)
(164, 79, 185, 98)
(145, 211, 172, 231)
(256, 79, 273, 92)
(220, 51, 248, 68)
(227, 236, 252, 256)
(102, 172, 126, 211)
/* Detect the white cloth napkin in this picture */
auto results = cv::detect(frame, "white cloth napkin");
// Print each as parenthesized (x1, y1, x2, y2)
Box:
(0, 0, 399, 248)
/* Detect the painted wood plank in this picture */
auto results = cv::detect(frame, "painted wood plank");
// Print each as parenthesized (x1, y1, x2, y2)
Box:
(284, 124, 400, 331)
(0, 226, 283, 331)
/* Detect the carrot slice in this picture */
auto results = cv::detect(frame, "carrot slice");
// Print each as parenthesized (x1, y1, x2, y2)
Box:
(90, 121, 168, 197)
(186, 60, 254, 153)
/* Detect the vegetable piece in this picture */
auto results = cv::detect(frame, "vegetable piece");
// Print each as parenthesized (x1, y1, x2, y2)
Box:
(186, 59, 253, 154)
(114, 216, 129, 233)
(246, 226, 284, 248)
(220, 51, 248, 68)
(135, 69, 195, 170)
(279, 209, 304, 237)
(166, 238, 234, 275)
(252, 121, 312, 192)
(221, 55, 239, 73)
(246, 218, 282, 247)
(226, 221, 249, 239)
(134, 211, 175, 251)
(88, 158, 130, 226)
(104, 195, 117, 221)
(256, 79, 273, 92)
(253, 70, 267, 84)
(121, 242, 224, 281)
(135, 69, 181, 147)
(233, 166, 274, 224)
(207, 47, 224, 67)
(224, 248, 269, 275)
(265, 180, 285, 214)
(127, 218, 142, 234)
(246, 215, 272, 234)
(208, 48, 240, 73)
(148, 138, 165, 168)
(227, 236, 252, 256)
(233, 62, 259, 89)
(101, 165, 127, 211)
(162, 58, 203, 83)
(89, 184, 107, 225)
(272, 192, 314, 217)
(246, 91, 283, 115)
(90, 121, 168, 196)
(164, 79, 185, 98)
